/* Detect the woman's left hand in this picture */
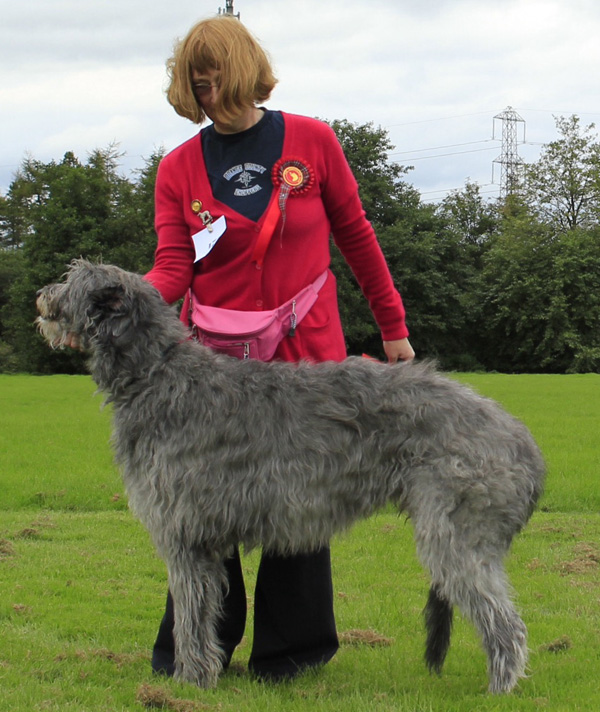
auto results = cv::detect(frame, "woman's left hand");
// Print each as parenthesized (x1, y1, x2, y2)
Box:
(383, 338, 415, 363)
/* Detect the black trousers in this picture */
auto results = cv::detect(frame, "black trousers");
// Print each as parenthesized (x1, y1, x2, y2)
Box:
(152, 546, 339, 680)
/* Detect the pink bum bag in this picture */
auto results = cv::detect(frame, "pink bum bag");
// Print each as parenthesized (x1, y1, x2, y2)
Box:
(190, 270, 328, 361)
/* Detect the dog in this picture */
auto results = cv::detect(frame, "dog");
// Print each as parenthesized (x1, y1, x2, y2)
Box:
(36, 260, 545, 693)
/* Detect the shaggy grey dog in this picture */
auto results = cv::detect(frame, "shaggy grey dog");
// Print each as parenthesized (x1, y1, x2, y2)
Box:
(36, 260, 545, 694)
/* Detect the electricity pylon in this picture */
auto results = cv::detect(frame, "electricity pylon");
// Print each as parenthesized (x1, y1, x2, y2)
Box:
(218, 0, 240, 19)
(493, 106, 526, 197)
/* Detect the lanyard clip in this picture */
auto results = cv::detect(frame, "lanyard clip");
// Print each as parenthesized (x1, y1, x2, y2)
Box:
(200, 210, 214, 232)
(191, 199, 214, 232)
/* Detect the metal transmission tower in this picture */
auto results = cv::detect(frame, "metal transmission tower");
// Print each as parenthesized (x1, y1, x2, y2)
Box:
(492, 106, 526, 197)
(218, 0, 240, 18)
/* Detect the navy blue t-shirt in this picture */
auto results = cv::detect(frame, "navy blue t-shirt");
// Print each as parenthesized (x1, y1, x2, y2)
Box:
(201, 110, 284, 222)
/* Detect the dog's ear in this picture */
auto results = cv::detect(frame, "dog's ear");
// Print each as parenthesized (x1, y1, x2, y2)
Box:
(90, 284, 127, 315)
(86, 283, 135, 343)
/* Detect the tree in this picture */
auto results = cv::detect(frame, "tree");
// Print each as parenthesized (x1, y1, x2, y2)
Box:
(524, 115, 600, 232)
(0, 249, 24, 372)
(328, 119, 419, 227)
(377, 205, 483, 369)
(1, 147, 159, 373)
(477, 201, 600, 373)
(438, 181, 499, 248)
(128, 148, 165, 272)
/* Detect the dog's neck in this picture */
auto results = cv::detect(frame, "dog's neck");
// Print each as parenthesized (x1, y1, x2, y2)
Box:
(90, 328, 188, 402)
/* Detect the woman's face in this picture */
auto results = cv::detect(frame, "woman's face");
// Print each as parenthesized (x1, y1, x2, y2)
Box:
(191, 66, 261, 134)
(191, 67, 221, 123)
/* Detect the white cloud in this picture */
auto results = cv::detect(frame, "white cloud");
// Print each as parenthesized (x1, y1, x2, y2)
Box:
(2, 0, 600, 197)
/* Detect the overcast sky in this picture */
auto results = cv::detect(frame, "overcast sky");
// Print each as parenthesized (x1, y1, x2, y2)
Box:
(2, 0, 600, 201)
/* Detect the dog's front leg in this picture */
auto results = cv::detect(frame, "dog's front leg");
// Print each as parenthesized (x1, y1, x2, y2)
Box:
(168, 552, 227, 688)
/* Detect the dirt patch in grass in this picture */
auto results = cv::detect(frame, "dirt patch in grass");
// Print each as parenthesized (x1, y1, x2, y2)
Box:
(14, 527, 41, 539)
(540, 635, 572, 653)
(136, 683, 219, 711)
(8, 515, 56, 542)
(54, 648, 150, 668)
(0, 539, 15, 557)
(12, 603, 31, 614)
(339, 629, 394, 647)
(557, 542, 600, 575)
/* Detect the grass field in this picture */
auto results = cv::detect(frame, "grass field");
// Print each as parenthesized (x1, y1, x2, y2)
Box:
(1, 373, 599, 711)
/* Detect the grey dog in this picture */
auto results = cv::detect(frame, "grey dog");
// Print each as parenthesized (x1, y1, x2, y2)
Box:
(36, 260, 545, 693)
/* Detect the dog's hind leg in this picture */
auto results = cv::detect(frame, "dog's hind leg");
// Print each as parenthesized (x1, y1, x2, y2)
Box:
(168, 552, 228, 688)
(441, 560, 528, 694)
(413, 509, 527, 693)
(462, 569, 528, 694)
(423, 584, 453, 675)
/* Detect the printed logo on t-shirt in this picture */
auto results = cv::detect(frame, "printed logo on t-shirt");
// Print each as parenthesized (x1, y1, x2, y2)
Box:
(223, 162, 268, 197)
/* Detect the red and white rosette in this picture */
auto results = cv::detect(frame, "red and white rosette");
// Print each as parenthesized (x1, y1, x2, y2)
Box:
(272, 157, 314, 197)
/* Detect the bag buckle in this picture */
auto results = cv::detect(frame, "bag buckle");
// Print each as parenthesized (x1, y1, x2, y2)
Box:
(289, 299, 297, 337)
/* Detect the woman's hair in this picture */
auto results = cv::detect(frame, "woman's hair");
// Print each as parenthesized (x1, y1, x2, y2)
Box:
(166, 16, 278, 125)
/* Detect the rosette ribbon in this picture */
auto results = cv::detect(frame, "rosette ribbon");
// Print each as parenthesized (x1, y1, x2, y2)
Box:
(251, 158, 314, 267)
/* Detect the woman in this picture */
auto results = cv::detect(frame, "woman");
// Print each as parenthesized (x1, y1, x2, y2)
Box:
(146, 15, 415, 682)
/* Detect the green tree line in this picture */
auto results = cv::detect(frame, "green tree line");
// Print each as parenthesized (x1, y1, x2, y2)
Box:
(2, 116, 600, 374)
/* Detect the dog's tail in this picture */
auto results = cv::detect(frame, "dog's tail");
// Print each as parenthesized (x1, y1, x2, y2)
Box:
(424, 585, 453, 675)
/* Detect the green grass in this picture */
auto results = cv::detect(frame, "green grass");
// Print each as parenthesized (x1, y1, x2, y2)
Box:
(0, 375, 124, 512)
(1, 373, 599, 711)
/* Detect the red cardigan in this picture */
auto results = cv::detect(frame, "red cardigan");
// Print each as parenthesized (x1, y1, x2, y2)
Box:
(145, 112, 409, 362)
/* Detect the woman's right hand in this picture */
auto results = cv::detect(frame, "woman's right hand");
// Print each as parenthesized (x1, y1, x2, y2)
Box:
(383, 338, 415, 364)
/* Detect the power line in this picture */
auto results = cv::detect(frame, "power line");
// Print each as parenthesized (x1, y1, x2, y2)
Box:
(392, 145, 498, 163)
(420, 186, 500, 204)
(420, 182, 496, 196)
(389, 138, 496, 157)
(385, 110, 497, 128)
(515, 107, 600, 117)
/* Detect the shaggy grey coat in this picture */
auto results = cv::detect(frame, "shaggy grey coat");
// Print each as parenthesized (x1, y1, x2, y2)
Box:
(36, 260, 545, 693)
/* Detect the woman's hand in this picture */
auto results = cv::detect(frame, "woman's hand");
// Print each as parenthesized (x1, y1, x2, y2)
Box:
(383, 338, 415, 364)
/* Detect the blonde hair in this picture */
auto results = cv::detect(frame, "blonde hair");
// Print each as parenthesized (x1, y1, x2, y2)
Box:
(166, 16, 278, 125)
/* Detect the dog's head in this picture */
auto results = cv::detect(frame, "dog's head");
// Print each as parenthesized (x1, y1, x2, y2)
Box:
(36, 259, 166, 353)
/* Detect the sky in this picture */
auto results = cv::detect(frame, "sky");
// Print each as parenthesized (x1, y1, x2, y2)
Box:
(2, 0, 600, 202)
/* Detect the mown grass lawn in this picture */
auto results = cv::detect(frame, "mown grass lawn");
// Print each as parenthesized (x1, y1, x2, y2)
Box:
(1, 373, 599, 711)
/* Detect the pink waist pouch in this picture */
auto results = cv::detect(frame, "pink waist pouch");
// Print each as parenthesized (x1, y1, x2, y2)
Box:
(189, 270, 328, 361)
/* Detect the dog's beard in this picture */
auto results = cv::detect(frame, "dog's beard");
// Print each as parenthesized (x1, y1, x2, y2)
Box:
(35, 316, 70, 349)
(35, 293, 70, 349)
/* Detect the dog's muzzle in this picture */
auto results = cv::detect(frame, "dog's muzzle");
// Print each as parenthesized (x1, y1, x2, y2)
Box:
(35, 285, 66, 348)
(35, 284, 62, 320)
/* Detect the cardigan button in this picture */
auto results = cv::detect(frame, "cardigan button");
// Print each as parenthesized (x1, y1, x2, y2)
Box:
(256, 299, 263, 308)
